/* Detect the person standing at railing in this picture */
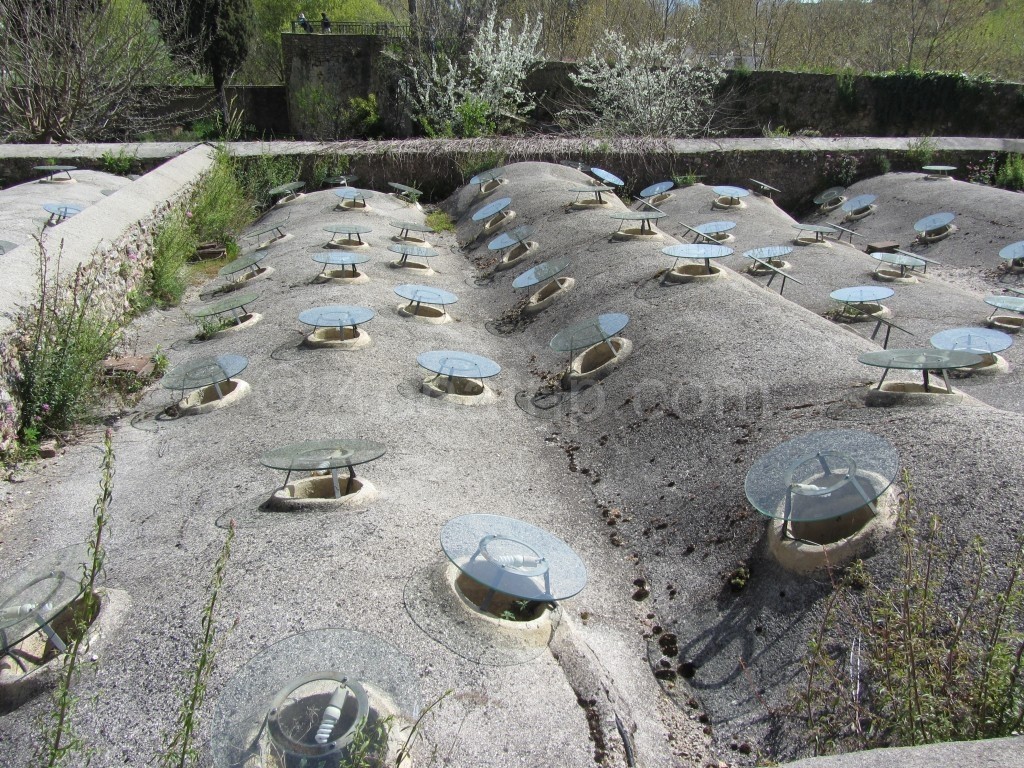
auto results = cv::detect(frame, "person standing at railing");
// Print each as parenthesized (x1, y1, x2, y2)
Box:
(321, 12, 331, 32)
(298, 12, 313, 32)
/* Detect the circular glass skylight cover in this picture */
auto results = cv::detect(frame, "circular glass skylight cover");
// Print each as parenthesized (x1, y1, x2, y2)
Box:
(0, 543, 90, 652)
(712, 185, 750, 198)
(872, 251, 925, 267)
(591, 167, 624, 186)
(985, 296, 1024, 313)
(218, 253, 266, 276)
(34, 164, 77, 173)
(610, 210, 667, 222)
(922, 165, 956, 173)
(298, 305, 376, 328)
(662, 244, 733, 260)
(744, 246, 793, 260)
(162, 354, 248, 390)
(389, 220, 434, 234)
(260, 439, 386, 472)
(43, 203, 81, 218)
(210, 628, 418, 768)
(550, 313, 629, 353)
(334, 187, 374, 201)
(842, 194, 877, 212)
(268, 181, 305, 196)
(512, 258, 570, 289)
(998, 242, 1024, 261)
(640, 181, 674, 198)
(470, 168, 506, 185)
(441, 513, 587, 601)
(417, 351, 500, 379)
(471, 197, 512, 221)
(914, 212, 955, 233)
(488, 225, 535, 250)
(388, 244, 437, 259)
(311, 251, 371, 266)
(858, 348, 982, 371)
(829, 286, 894, 304)
(394, 284, 457, 305)
(191, 292, 259, 318)
(388, 182, 421, 196)
(694, 221, 736, 235)
(324, 223, 372, 236)
(792, 223, 838, 235)
(930, 327, 1012, 355)
(813, 186, 846, 204)
(744, 429, 899, 522)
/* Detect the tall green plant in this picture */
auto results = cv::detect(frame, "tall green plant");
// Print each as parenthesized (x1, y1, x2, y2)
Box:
(157, 521, 235, 768)
(802, 474, 1024, 755)
(33, 429, 114, 768)
(995, 153, 1024, 191)
(15, 244, 120, 445)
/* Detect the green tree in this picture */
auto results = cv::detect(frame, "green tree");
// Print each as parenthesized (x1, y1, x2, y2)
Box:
(0, 0, 185, 141)
(149, 0, 254, 124)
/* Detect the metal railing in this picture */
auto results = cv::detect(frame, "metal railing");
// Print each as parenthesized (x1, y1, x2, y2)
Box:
(289, 20, 409, 37)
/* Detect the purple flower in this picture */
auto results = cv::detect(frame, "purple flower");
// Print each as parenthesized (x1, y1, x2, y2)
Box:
(41, 403, 51, 413)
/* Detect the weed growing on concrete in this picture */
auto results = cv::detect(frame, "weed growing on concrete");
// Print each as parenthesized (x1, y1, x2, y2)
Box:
(762, 122, 791, 138)
(193, 315, 234, 341)
(157, 520, 235, 768)
(906, 136, 937, 167)
(13, 242, 120, 447)
(232, 153, 303, 209)
(801, 473, 1024, 755)
(995, 153, 1024, 191)
(311, 152, 352, 189)
(672, 170, 701, 187)
(100, 148, 137, 176)
(150, 208, 196, 307)
(188, 150, 254, 246)
(33, 429, 113, 768)
(425, 210, 455, 232)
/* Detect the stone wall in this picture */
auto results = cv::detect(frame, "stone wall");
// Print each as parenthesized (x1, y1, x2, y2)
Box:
(0, 146, 216, 453)
(281, 33, 381, 138)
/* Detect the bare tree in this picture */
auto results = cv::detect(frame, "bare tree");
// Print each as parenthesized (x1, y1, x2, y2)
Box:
(0, 0, 188, 142)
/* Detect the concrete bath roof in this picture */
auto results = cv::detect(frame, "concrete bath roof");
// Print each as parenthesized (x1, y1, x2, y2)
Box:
(1, 160, 1022, 767)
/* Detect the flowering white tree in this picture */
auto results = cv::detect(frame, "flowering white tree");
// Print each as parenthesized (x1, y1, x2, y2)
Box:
(405, 10, 544, 137)
(563, 31, 725, 138)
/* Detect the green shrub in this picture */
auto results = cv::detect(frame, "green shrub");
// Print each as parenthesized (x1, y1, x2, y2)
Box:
(995, 153, 1024, 191)
(906, 136, 937, 167)
(15, 247, 120, 444)
(310, 152, 351, 189)
(100, 148, 136, 176)
(823, 152, 859, 186)
(456, 150, 508, 182)
(345, 95, 383, 139)
(801, 476, 1024, 755)
(150, 209, 195, 308)
(187, 152, 253, 245)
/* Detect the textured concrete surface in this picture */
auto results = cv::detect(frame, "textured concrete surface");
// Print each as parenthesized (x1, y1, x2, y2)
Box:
(0, 145, 215, 333)
(1, 161, 1022, 768)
